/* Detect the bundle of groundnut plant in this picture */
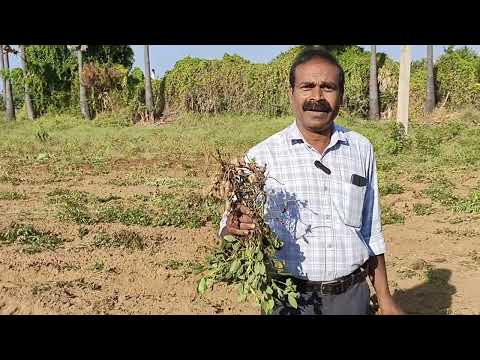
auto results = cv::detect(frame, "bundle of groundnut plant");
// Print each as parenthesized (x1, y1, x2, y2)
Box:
(197, 151, 299, 314)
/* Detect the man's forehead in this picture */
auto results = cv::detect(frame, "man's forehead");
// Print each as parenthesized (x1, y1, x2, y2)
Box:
(295, 59, 340, 80)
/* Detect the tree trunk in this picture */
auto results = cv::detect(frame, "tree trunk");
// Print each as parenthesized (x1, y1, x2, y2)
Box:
(20, 45, 35, 120)
(144, 45, 153, 113)
(3, 47, 16, 120)
(425, 45, 436, 114)
(77, 49, 91, 119)
(369, 45, 380, 120)
(0, 45, 6, 111)
(397, 45, 411, 135)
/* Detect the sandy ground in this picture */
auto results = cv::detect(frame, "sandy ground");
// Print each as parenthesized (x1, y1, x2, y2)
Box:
(1, 163, 479, 315)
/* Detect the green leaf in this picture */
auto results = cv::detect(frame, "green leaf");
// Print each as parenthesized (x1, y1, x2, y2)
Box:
(258, 262, 266, 275)
(206, 278, 214, 289)
(256, 252, 264, 261)
(224, 235, 236, 243)
(254, 262, 261, 275)
(286, 278, 292, 286)
(197, 277, 207, 294)
(288, 293, 298, 309)
(229, 259, 241, 274)
(266, 286, 273, 295)
(267, 298, 275, 313)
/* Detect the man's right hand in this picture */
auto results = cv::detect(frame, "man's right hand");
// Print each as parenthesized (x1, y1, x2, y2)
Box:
(221, 205, 256, 237)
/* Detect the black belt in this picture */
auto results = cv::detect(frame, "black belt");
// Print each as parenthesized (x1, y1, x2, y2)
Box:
(280, 265, 369, 296)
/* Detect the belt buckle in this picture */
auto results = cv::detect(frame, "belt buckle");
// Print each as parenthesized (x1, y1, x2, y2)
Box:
(320, 279, 341, 295)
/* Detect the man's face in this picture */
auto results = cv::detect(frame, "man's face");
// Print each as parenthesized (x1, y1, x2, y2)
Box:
(289, 58, 342, 133)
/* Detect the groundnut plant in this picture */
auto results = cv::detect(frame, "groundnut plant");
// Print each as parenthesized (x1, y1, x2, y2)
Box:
(197, 153, 299, 314)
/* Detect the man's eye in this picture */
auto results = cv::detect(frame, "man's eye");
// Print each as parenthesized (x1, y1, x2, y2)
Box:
(322, 85, 335, 92)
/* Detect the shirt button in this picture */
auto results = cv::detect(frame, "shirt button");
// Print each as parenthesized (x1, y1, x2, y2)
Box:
(324, 186, 328, 191)
(325, 215, 331, 220)
(327, 243, 333, 248)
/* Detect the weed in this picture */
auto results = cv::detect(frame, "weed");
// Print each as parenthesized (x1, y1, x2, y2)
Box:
(379, 182, 405, 196)
(0, 191, 28, 200)
(98, 206, 154, 226)
(0, 223, 64, 253)
(78, 227, 89, 238)
(93, 230, 145, 250)
(92, 260, 105, 271)
(413, 203, 435, 216)
(422, 179, 458, 207)
(381, 206, 405, 225)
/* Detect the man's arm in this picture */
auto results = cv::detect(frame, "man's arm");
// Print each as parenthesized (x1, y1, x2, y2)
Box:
(368, 254, 405, 315)
(361, 144, 405, 315)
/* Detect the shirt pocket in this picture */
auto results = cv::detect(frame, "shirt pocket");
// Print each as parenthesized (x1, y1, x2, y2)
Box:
(332, 180, 367, 228)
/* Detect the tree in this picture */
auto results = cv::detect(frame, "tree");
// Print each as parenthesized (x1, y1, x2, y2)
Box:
(3, 45, 16, 120)
(0, 45, 5, 110)
(397, 45, 412, 135)
(19, 45, 35, 120)
(68, 45, 90, 119)
(369, 45, 380, 120)
(84, 45, 134, 70)
(425, 45, 436, 114)
(144, 45, 153, 114)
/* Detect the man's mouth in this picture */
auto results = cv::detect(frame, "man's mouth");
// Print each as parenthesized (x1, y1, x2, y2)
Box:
(303, 100, 332, 113)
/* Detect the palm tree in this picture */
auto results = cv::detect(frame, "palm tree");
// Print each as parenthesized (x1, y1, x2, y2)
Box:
(425, 45, 435, 114)
(68, 45, 91, 119)
(144, 45, 153, 115)
(369, 45, 380, 120)
(0, 45, 6, 110)
(20, 45, 35, 120)
(3, 45, 16, 120)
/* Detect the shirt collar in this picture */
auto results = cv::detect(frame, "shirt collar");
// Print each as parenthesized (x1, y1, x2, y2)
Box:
(287, 120, 349, 148)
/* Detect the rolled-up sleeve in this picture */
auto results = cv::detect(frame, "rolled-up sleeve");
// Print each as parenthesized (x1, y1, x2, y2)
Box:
(361, 144, 386, 256)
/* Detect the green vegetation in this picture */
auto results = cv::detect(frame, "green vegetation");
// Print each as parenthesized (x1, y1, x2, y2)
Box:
(379, 182, 405, 196)
(0, 191, 27, 200)
(381, 206, 405, 225)
(413, 203, 435, 216)
(93, 230, 145, 250)
(0, 223, 64, 253)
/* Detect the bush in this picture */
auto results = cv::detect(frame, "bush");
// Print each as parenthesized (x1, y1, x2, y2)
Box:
(435, 47, 480, 111)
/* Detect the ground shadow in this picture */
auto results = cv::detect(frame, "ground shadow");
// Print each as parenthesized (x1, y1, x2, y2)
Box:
(391, 268, 456, 315)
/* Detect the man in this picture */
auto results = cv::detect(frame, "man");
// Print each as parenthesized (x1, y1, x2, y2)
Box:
(219, 47, 404, 315)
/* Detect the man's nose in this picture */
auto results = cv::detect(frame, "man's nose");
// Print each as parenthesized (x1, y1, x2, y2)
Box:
(310, 86, 324, 101)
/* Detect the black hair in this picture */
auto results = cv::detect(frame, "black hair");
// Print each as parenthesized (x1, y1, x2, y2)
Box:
(289, 46, 345, 95)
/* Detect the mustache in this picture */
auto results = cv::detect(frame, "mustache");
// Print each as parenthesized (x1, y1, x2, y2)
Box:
(303, 100, 332, 112)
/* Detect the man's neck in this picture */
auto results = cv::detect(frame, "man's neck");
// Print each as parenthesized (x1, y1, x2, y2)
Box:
(296, 121, 334, 155)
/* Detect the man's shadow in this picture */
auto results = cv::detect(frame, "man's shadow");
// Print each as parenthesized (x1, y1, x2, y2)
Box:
(389, 268, 456, 315)
(265, 188, 307, 278)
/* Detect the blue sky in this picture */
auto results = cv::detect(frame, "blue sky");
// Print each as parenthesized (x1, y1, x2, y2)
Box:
(2, 45, 479, 84)
(132, 45, 480, 78)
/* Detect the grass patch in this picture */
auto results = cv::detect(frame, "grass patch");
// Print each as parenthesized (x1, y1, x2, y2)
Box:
(422, 179, 458, 207)
(93, 230, 145, 250)
(0, 223, 64, 253)
(452, 191, 480, 213)
(0, 191, 28, 200)
(150, 192, 221, 228)
(98, 206, 154, 226)
(413, 203, 435, 216)
(379, 182, 405, 196)
(381, 206, 405, 225)
(144, 177, 202, 189)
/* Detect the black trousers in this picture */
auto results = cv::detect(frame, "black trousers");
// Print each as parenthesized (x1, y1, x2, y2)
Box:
(266, 280, 370, 315)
